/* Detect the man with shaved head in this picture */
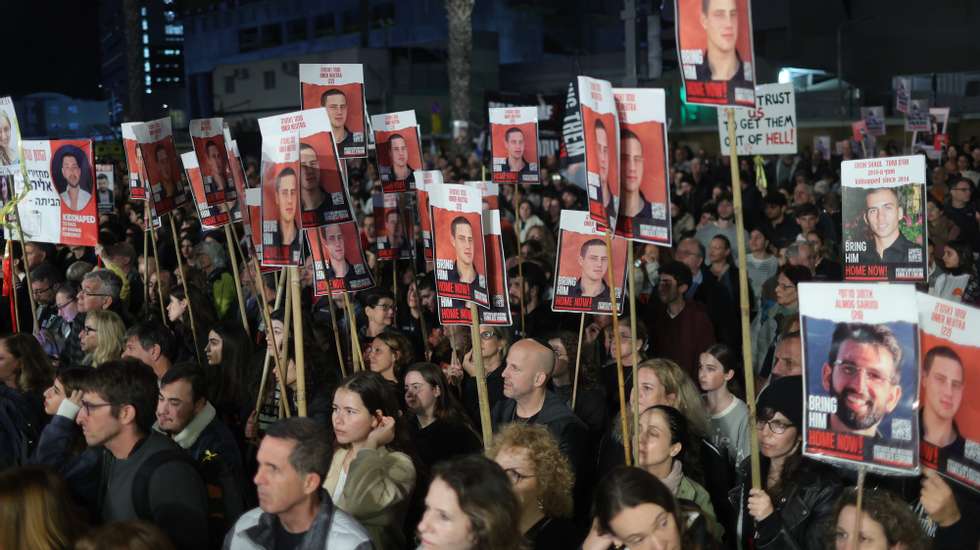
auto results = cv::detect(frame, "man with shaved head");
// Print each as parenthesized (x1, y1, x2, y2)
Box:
(491, 338, 589, 477)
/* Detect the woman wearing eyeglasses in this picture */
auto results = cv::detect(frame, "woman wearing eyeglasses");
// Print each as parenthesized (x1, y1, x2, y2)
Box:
(487, 423, 581, 550)
(403, 362, 481, 469)
(730, 375, 843, 550)
(78, 310, 125, 367)
(460, 325, 510, 428)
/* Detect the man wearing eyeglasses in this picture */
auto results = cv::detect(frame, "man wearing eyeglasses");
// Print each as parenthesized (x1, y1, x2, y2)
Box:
(857, 187, 917, 265)
(944, 177, 979, 245)
(820, 322, 904, 438)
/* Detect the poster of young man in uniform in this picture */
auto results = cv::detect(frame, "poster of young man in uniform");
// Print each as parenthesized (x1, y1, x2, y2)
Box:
(489, 107, 539, 184)
(372, 111, 422, 193)
(841, 155, 927, 282)
(552, 210, 628, 315)
(260, 132, 303, 267)
(577, 76, 620, 230)
(861, 106, 886, 137)
(438, 210, 511, 326)
(674, 0, 756, 107)
(430, 184, 489, 308)
(12, 140, 98, 246)
(894, 77, 911, 114)
(916, 294, 980, 492)
(121, 122, 147, 200)
(95, 164, 115, 213)
(308, 221, 375, 294)
(613, 88, 672, 245)
(258, 109, 354, 228)
(299, 64, 368, 159)
(799, 282, 920, 475)
(905, 100, 931, 132)
(189, 118, 231, 207)
(133, 117, 188, 217)
(415, 169, 443, 261)
(181, 152, 230, 229)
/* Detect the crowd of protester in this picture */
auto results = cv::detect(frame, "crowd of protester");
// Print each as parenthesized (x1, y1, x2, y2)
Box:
(0, 134, 978, 550)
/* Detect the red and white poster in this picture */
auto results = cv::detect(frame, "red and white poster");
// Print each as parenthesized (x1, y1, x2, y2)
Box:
(905, 100, 930, 132)
(95, 163, 115, 213)
(800, 282, 920, 476)
(430, 184, 489, 308)
(860, 106, 886, 137)
(121, 122, 147, 200)
(13, 140, 98, 246)
(613, 88, 672, 245)
(299, 63, 368, 159)
(913, 107, 951, 161)
(894, 77, 911, 114)
(552, 210, 627, 315)
(260, 132, 303, 266)
(439, 209, 511, 326)
(374, 191, 411, 261)
(308, 221, 375, 295)
(189, 118, 232, 207)
(258, 109, 354, 228)
(489, 107, 539, 184)
(465, 180, 500, 211)
(134, 117, 188, 217)
(578, 76, 620, 230)
(222, 126, 246, 223)
(674, 0, 756, 107)
(371, 111, 422, 193)
(415, 169, 443, 261)
(916, 293, 980, 493)
(245, 186, 275, 272)
(182, 151, 230, 229)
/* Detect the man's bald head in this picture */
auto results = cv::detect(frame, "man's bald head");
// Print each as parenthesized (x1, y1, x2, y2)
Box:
(502, 338, 556, 400)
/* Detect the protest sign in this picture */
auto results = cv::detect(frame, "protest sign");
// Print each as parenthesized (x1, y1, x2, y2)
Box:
(223, 135, 248, 224)
(299, 64, 368, 158)
(95, 164, 115, 213)
(894, 77, 911, 114)
(309, 221, 375, 294)
(121, 122, 147, 200)
(905, 100, 930, 132)
(800, 282, 920, 475)
(465, 180, 500, 211)
(717, 82, 795, 155)
(851, 121, 868, 143)
(13, 140, 98, 246)
(913, 107, 950, 161)
(489, 107, 539, 184)
(134, 117, 188, 217)
(674, 0, 756, 107)
(371, 111, 422, 193)
(861, 106, 886, 136)
(0, 97, 20, 191)
(430, 183, 489, 308)
(841, 155, 926, 282)
(374, 192, 412, 262)
(850, 120, 876, 157)
(439, 209, 511, 325)
(916, 293, 980, 492)
(189, 118, 232, 207)
(258, 109, 354, 227)
(245, 187, 275, 272)
(814, 136, 831, 161)
(552, 210, 627, 315)
(181, 151, 230, 229)
(260, 132, 303, 266)
(613, 88, 672, 245)
(560, 80, 587, 192)
(415, 170, 442, 261)
(577, 76, 620, 230)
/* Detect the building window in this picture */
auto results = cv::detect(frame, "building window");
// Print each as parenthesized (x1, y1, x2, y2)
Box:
(264, 70, 276, 90)
(342, 10, 360, 34)
(371, 3, 394, 29)
(286, 18, 307, 42)
(225, 76, 235, 94)
(260, 24, 282, 48)
(239, 27, 259, 52)
(165, 24, 183, 36)
(314, 14, 336, 37)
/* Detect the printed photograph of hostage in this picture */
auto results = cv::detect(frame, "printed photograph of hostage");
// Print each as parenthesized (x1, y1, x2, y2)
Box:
(310, 221, 374, 293)
(53, 144, 93, 211)
(204, 139, 231, 196)
(675, 0, 756, 106)
(321, 88, 356, 151)
(263, 166, 302, 265)
(444, 215, 487, 300)
(855, 186, 922, 265)
(567, 238, 611, 302)
(920, 346, 965, 457)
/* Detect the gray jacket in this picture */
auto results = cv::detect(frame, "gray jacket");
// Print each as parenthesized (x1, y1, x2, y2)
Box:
(223, 490, 373, 550)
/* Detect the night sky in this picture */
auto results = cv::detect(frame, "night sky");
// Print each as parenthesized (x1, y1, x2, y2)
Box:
(6, 3, 102, 99)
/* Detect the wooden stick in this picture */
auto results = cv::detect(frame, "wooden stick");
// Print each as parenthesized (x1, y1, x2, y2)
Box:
(288, 266, 307, 417)
(469, 302, 493, 448)
(513, 185, 526, 336)
(627, 244, 641, 466)
(169, 215, 202, 365)
(343, 292, 364, 371)
(850, 467, 867, 550)
(142, 203, 150, 319)
(253, 266, 289, 415)
(12, 219, 37, 334)
(604, 231, 631, 466)
(572, 312, 585, 410)
(275, 270, 293, 418)
(7, 241, 19, 333)
(148, 218, 167, 327)
(224, 224, 250, 337)
(727, 107, 762, 491)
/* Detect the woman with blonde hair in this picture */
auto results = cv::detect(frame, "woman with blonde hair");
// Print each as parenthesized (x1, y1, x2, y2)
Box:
(0, 465, 85, 550)
(487, 423, 581, 549)
(79, 309, 125, 366)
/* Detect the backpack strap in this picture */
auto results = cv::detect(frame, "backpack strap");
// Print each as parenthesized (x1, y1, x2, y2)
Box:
(131, 449, 200, 521)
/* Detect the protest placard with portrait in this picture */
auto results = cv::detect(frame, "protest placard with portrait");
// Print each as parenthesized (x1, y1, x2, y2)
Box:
(259, 132, 303, 267)
(300, 64, 368, 159)
(372, 111, 422, 194)
(674, 0, 756, 107)
(578, 76, 620, 230)
(489, 107, 539, 184)
(309, 220, 375, 294)
(552, 210, 627, 315)
(430, 184, 489, 308)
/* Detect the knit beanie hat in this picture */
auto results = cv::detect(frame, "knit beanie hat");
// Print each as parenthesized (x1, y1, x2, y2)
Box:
(756, 375, 803, 428)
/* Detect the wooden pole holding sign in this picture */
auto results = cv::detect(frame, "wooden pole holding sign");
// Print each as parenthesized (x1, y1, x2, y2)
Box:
(288, 266, 307, 417)
(726, 107, 762, 490)
(169, 216, 203, 365)
(253, 267, 290, 417)
(512, 186, 526, 336)
(343, 292, 365, 371)
(571, 312, 586, 409)
(604, 231, 631, 466)
(224, 224, 250, 337)
(468, 302, 493, 448)
(627, 244, 641, 465)
(849, 466, 867, 550)
(148, 217, 167, 327)
(325, 284, 347, 378)
(143, 204, 150, 317)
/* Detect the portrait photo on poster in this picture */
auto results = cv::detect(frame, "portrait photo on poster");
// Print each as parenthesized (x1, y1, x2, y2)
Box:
(438, 210, 511, 326)
(430, 184, 489, 308)
(489, 106, 539, 184)
(299, 63, 368, 158)
(52, 143, 94, 213)
(578, 76, 620, 230)
(674, 0, 756, 106)
(552, 210, 628, 315)
(181, 151, 230, 229)
(190, 118, 231, 207)
(0, 96, 20, 169)
(258, 131, 303, 267)
(310, 220, 375, 294)
(372, 111, 421, 193)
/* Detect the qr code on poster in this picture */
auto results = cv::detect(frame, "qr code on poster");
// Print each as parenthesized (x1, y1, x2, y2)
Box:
(908, 248, 922, 263)
(652, 203, 666, 220)
(891, 418, 912, 441)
